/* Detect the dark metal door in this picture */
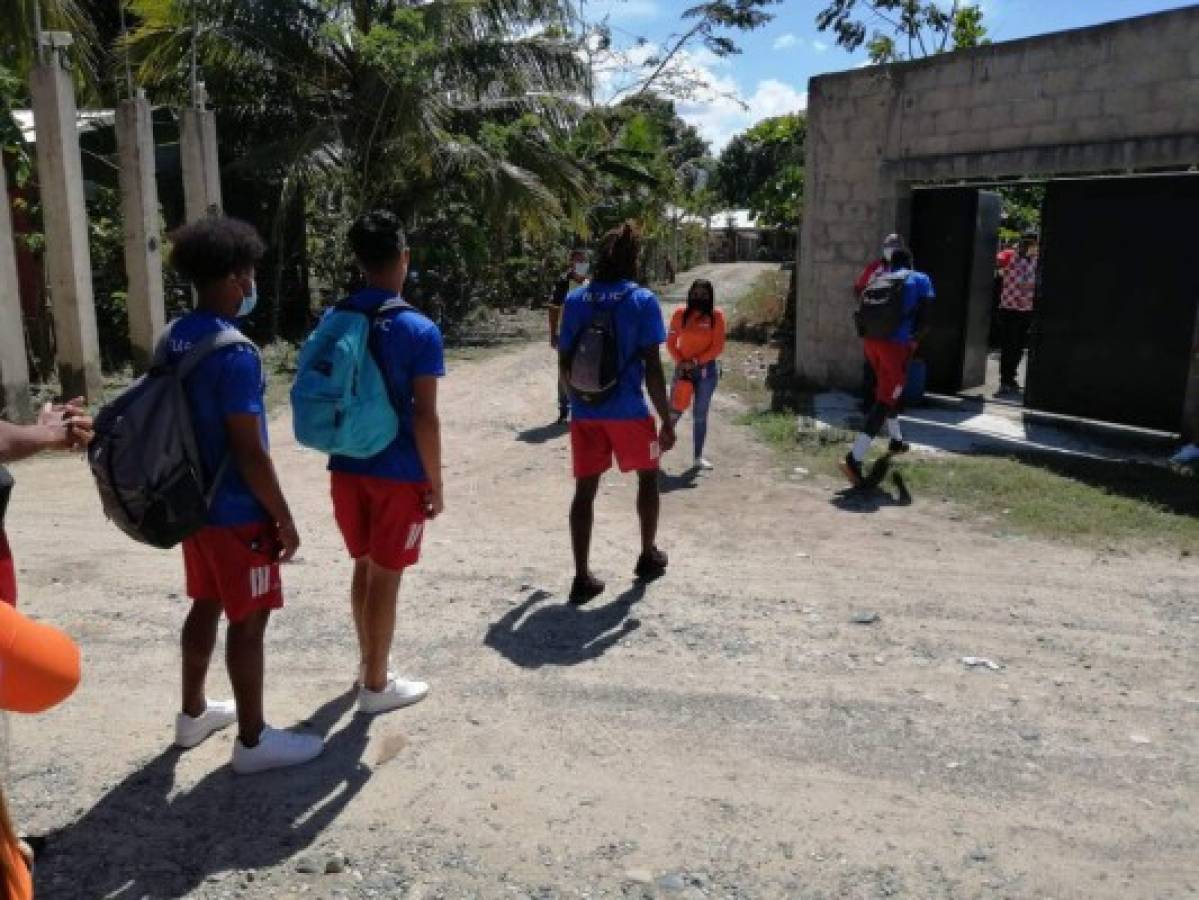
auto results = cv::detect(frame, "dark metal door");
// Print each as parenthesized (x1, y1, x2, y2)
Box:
(1028, 175, 1199, 431)
(910, 188, 1000, 393)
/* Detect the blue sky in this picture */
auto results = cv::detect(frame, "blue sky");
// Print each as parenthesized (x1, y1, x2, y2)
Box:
(583, 0, 1194, 150)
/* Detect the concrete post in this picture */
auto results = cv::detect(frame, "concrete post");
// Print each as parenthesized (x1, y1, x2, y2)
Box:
(117, 94, 165, 370)
(30, 60, 102, 401)
(0, 154, 32, 421)
(179, 105, 222, 222)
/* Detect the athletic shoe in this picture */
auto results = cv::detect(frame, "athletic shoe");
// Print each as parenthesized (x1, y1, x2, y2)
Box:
(634, 547, 669, 581)
(995, 382, 1021, 398)
(839, 452, 864, 487)
(887, 439, 910, 456)
(695, 457, 714, 470)
(174, 700, 237, 749)
(232, 726, 323, 775)
(1170, 443, 1199, 466)
(358, 678, 430, 715)
(569, 573, 606, 606)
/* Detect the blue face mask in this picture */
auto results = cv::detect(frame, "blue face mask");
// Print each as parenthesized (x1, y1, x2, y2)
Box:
(237, 279, 258, 318)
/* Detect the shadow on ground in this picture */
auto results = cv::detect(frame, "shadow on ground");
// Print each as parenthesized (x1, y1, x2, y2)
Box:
(660, 466, 700, 493)
(831, 469, 913, 513)
(516, 420, 569, 444)
(485, 584, 645, 668)
(37, 690, 369, 899)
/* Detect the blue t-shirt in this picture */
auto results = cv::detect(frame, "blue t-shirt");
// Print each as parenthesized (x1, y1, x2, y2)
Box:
(559, 280, 667, 421)
(889, 269, 935, 343)
(164, 311, 269, 527)
(328, 288, 446, 483)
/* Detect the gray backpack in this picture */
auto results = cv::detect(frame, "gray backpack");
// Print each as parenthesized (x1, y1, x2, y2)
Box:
(88, 325, 255, 549)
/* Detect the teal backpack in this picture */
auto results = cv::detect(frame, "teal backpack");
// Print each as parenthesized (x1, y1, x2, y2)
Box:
(291, 297, 410, 458)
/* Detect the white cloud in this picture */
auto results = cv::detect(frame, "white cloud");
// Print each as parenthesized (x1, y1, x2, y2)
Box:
(813, 40, 830, 52)
(677, 69, 807, 151)
(593, 43, 806, 151)
(773, 33, 798, 50)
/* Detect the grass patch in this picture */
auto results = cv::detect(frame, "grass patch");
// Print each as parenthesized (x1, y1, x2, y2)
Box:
(741, 409, 1199, 553)
(727, 268, 790, 344)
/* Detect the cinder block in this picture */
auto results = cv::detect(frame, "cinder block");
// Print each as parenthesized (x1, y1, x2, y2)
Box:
(1011, 98, 1056, 127)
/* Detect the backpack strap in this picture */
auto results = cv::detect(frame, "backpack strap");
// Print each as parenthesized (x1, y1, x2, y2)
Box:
(176, 329, 257, 381)
(157, 322, 258, 509)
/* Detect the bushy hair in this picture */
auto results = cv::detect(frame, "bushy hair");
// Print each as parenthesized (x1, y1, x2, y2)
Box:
(593, 221, 641, 282)
(168, 217, 265, 287)
(349, 210, 408, 270)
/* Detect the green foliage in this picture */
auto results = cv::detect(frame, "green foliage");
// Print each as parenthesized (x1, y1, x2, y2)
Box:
(715, 113, 805, 229)
(86, 185, 133, 370)
(817, 1, 988, 64)
(996, 183, 1043, 243)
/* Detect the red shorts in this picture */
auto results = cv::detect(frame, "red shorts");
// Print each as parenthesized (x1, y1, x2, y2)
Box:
(331, 473, 428, 572)
(570, 418, 660, 479)
(864, 338, 913, 408)
(0, 529, 15, 607)
(182, 522, 283, 623)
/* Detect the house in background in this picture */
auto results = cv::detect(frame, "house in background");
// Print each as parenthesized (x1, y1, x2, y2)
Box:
(707, 209, 796, 263)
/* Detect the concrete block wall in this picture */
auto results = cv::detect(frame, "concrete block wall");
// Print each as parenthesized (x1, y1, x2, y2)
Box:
(797, 6, 1199, 395)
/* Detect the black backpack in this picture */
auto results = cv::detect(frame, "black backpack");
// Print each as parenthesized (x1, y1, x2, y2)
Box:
(564, 288, 635, 405)
(854, 270, 909, 339)
(88, 325, 255, 549)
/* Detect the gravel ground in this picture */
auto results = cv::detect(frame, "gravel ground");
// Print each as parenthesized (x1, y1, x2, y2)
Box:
(4, 264, 1196, 899)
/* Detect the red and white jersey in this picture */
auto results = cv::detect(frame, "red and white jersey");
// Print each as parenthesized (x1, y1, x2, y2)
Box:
(999, 255, 1037, 312)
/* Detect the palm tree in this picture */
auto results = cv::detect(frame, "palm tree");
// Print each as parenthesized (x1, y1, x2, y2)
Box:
(127, 0, 592, 230)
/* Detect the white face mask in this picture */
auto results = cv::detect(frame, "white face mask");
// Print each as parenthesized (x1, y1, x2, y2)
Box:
(236, 279, 258, 318)
(572, 261, 590, 278)
(882, 246, 897, 262)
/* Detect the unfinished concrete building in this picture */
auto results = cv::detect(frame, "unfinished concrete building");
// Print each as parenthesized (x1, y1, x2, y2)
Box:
(797, 7, 1199, 433)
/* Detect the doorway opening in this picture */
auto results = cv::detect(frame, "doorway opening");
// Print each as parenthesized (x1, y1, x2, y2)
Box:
(907, 171, 1199, 434)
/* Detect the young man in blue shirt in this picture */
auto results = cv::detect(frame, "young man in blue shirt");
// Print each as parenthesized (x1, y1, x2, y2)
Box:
(167, 217, 322, 774)
(842, 247, 935, 486)
(559, 222, 677, 604)
(328, 211, 444, 715)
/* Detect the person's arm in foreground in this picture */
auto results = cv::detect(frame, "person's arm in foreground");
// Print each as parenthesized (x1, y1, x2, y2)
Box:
(642, 348, 677, 454)
(412, 377, 443, 518)
(0, 399, 91, 463)
(225, 415, 299, 561)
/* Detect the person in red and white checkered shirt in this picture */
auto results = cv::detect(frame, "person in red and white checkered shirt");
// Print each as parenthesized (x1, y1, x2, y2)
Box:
(995, 231, 1039, 395)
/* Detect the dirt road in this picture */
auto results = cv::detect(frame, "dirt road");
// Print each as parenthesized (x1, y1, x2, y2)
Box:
(6, 264, 1197, 899)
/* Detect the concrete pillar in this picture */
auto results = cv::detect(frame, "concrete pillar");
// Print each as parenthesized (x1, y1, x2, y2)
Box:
(179, 106, 222, 222)
(117, 95, 165, 370)
(0, 154, 32, 421)
(29, 60, 102, 401)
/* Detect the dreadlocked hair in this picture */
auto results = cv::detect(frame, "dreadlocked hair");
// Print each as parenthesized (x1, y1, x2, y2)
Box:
(593, 221, 641, 283)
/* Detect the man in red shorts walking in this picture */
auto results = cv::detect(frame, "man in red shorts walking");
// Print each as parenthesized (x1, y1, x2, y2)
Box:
(842, 247, 935, 486)
(559, 222, 676, 605)
(327, 211, 444, 715)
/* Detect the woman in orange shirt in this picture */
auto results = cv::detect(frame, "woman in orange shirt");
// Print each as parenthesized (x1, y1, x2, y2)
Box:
(667, 279, 726, 470)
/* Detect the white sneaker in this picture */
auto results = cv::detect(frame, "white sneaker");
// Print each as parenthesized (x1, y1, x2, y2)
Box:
(232, 726, 324, 775)
(1170, 443, 1199, 465)
(174, 700, 237, 749)
(695, 457, 714, 470)
(357, 678, 429, 715)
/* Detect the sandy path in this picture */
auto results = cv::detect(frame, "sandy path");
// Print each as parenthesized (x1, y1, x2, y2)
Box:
(5, 265, 1196, 899)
